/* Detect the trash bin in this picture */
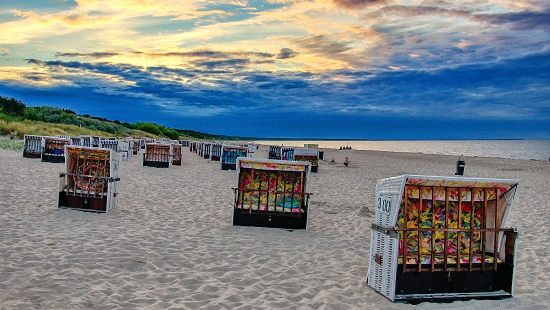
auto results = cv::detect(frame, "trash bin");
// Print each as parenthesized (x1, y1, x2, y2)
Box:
(319, 151, 324, 160)
(455, 158, 465, 175)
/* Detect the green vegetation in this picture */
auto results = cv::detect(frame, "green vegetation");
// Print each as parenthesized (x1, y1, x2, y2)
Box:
(0, 96, 253, 142)
(0, 138, 24, 150)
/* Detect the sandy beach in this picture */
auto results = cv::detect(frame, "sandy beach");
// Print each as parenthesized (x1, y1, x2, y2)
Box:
(1, 146, 549, 309)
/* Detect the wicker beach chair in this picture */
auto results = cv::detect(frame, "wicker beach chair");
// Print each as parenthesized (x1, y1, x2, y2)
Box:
(203, 143, 211, 159)
(42, 137, 70, 163)
(294, 148, 319, 173)
(172, 143, 182, 166)
(221, 145, 248, 170)
(70, 137, 82, 146)
(367, 175, 520, 302)
(211, 143, 223, 161)
(143, 143, 172, 168)
(268, 146, 281, 160)
(58, 146, 121, 212)
(23, 135, 43, 158)
(232, 158, 312, 229)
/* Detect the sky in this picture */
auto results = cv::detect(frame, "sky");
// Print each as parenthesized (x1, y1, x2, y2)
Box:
(0, 0, 549, 139)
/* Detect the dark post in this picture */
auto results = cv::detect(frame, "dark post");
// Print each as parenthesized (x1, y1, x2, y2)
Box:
(455, 156, 465, 175)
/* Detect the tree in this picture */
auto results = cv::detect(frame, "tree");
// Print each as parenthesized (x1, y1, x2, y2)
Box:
(0, 96, 26, 116)
(132, 122, 162, 135)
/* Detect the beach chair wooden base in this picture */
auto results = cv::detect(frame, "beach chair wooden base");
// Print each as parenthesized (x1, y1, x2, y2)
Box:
(143, 160, 170, 168)
(133, 150, 138, 155)
(394, 263, 514, 302)
(311, 166, 318, 173)
(58, 192, 108, 212)
(233, 210, 308, 229)
(42, 154, 65, 163)
(211, 155, 221, 161)
(23, 152, 41, 159)
(221, 163, 237, 170)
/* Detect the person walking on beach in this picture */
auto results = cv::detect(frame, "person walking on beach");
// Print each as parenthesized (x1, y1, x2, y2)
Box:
(344, 157, 350, 167)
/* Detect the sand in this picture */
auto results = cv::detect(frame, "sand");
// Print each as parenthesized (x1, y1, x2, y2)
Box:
(0, 146, 549, 309)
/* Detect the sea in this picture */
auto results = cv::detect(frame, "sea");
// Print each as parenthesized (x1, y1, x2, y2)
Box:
(253, 140, 550, 161)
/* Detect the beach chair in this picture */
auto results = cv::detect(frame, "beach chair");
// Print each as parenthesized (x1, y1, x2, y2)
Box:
(56, 135, 71, 140)
(58, 145, 121, 212)
(221, 145, 248, 170)
(23, 135, 43, 158)
(203, 143, 211, 159)
(198, 142, 204, 157)
(179, 140, 190, 147)
(42, 137, 70, 163)
(172, 144, 182, 165)
(118, 140, 130, 161)
(232, 158, 312, 229)
(294, 147, 319, 173)
(268, 146, 281, 160)
(143, 143, 172, 168)
(367, 175, 520, 302)
(281, 147, 294, 161)
(211, 143, 223, 161)
(91, 136, 100, 147)
(243, 144, 257, 157)
(79, 135, 92, 147)
(130, 139, 139, 155)
(100, 140, 119, 152)
(71, 137, 82, 146)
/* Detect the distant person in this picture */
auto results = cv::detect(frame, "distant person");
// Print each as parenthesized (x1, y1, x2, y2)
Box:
(344, 157, 350, 167)
(330, 158, 335, 164)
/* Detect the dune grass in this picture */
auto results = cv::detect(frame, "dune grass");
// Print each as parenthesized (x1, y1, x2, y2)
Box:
(0, 119, 158, 140)
(0, 138, 24, 150)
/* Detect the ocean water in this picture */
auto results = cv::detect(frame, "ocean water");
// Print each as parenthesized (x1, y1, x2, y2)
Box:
(253, 140, 550, 161)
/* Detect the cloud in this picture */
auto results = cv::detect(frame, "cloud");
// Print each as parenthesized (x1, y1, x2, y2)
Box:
(55, 52, 120, 58)
(8, 49, 549, 131)
(293, 35, 351, 57)
(193, 58, 252, 70)
(474, 10, 550, 32)
(376, 5, 472, 18)
(332, 0, 386, 10)
(277, 48, 298, 59)
(138, 50, 274, 59)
